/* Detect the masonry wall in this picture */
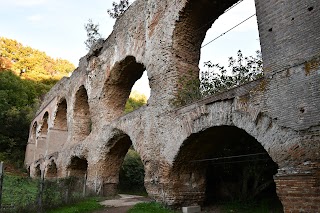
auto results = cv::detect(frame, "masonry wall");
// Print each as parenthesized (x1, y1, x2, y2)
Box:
(255, 0, 320, 73)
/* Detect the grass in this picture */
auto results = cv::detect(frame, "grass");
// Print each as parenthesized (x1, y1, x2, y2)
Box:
(128, 202, 177, 213)
(46, 198, 104, 213)
(2, 174, 38, 207)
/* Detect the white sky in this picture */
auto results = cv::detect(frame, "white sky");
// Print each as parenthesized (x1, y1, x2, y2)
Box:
(0, 0, 260, 99)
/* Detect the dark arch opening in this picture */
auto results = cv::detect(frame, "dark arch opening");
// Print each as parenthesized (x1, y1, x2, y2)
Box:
(73, 86, 92, 142)
(39, 112, 49, 137)
(46, 159, 58, 179)
(101, 131, 145, 196)
(170, 126, 283, 212)
(68, 156, 88, 178)
(101, 56, 148, 120)
(35, 164, 41, 178)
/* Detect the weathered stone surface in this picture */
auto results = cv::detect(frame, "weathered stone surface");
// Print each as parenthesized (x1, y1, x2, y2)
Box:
(25, 0, 320, 212)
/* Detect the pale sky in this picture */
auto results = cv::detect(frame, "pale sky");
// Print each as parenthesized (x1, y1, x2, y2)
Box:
(0, 0, 260, 98)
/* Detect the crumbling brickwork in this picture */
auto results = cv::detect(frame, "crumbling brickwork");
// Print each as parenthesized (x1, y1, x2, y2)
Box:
(25, 0, 320, 212)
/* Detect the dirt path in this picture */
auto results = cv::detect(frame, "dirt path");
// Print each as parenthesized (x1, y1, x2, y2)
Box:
(94, 194, 152, 213)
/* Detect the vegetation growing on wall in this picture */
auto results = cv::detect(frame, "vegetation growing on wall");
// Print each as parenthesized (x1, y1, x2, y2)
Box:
(173, 50, 263, 106)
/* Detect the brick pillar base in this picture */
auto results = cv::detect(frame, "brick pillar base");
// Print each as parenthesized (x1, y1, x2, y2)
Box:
(274, 171, 320, 213)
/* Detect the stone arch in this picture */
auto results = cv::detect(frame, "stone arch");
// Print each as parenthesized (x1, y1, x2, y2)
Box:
(97, 129, 145, 196)
(47, 98, 69, 153)
(67, 156, 88, 178)
(73, 86, 92, 143)
(54, 98, 68, 131)
(25, 122, 38, 165)
(36, 112, 49, 159)
(101, 56, 146, 121)
(45, 159, 58, 179)
(172, 0, 241, 96)
(166, 125, 283, 211)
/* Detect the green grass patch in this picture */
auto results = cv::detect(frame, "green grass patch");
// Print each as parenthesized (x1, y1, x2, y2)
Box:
(46, 198, 104, 213)
(2, 174, 38, 206)
(128, 202, 176, 213)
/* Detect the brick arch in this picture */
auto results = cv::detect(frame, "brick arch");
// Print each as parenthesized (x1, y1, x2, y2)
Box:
(45, 159, 58, 179)
(47, 98, 69, 153)
(67, 156, 88, 178)
(100, 56, 146, 121)
(172, 0, 241, 96)
(166, 125, 282, 208)
(54, 98, 68, 131)
(36, 112, 49, 159)
(73, 86, 92, 143)
(94, 128, 144, 196)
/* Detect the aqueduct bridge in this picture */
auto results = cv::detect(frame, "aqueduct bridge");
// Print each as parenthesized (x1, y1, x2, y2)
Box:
(25, 0, 320, 212)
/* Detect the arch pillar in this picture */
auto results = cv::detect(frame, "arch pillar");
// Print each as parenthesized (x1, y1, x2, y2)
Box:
(274, 163, 320, 213)
(86, 160, 118, 196)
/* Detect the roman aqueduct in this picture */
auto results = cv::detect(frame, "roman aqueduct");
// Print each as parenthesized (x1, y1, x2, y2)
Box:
(25, 0, 320, 212)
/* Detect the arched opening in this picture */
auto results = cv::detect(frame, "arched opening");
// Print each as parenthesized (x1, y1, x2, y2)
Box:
(25, 122, 37, 165)
(73, 86, 92, 142)
(46, 159, 58, 179)
(36, 112, 49, 159)
(48, 98, 68, 153)
(173, 0, 261, 105)
(68, 156, 88, 178)
(170, 126, 283, 212)
(34, 164, 41, 178)
(101, 130, 145, 196)
(54, 99, 68, 131)
(101, 56, 149, 120)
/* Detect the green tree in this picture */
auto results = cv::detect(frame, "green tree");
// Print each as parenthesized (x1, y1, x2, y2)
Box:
(173, 50, 263, 106)
(107, 0, 130, 19)
(124, 90, 147, 113)
(84, 19, 102, 50)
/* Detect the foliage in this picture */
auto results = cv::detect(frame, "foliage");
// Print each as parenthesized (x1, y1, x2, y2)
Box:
(128, 202, 177, 213)
(107, 0, 130, 19)
(0, 37, 75, 81)
(124, 90, 147, 113)
(84, 19, 102, 50)
(173, 50, 263, 106)
(119, 148, 145, 193)
(0, 37, 75, 168)
(1, 174, 92, 212)
(46, 198, 103, 213)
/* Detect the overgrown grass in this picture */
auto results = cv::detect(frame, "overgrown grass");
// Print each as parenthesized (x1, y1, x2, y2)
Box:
(47, 198, 104, 213)
(2, 175, 38, 207)
(128, 202, 176, 213)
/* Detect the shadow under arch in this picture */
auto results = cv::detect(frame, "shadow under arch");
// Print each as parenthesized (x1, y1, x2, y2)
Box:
(99, 129, 145, 196)
(45, 159, 58, 179)
(101, 56, 146, 121)
(48, 98, 69, 153)
(36, 112, 49, 159)
(73, 86, 92, 143)
(168, 125, 283, 211)
(67, 156, 88, 178)
(25, 121, 38, 165)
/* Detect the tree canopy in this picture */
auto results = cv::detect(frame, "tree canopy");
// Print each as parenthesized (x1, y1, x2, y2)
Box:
(0, 37, 75, 167)
(0, 37, 75, 81)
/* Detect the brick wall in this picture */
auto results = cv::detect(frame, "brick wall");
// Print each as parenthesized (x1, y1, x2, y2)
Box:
(255, 0, 320, 73)
(275, 174, 320, 213)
